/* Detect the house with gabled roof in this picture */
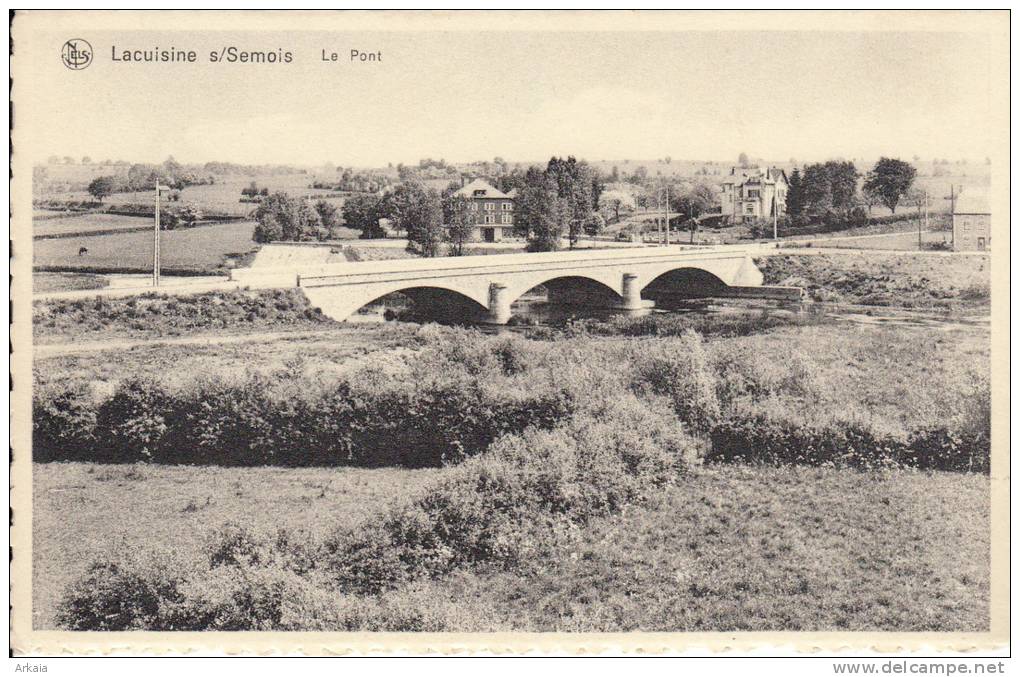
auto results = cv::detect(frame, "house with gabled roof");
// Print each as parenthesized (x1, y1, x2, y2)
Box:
(720, 166, 788, 224)
(453, 178, 515, 242)
(952, 188, 990, 251)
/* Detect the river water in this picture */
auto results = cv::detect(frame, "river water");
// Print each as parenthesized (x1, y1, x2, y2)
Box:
(349, 291, 989, 333)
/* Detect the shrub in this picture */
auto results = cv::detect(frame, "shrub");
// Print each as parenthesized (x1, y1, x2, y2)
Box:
(94, 378, 177, 463)
(631, 331, 720, 433)
(55, 555, 193, 631)
(707, 409, 911, 470)
(32, 382, 98, 462)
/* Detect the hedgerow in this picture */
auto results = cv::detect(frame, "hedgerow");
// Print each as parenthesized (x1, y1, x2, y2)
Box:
(55, 390, 695, 630)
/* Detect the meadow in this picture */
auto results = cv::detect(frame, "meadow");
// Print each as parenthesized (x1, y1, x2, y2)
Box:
(32, 213, 153, 238)
(32, 221, 257, 274)
(33, 461, 989, 631)
(39, 172, 346, 218)
(33, 317, 990, 630)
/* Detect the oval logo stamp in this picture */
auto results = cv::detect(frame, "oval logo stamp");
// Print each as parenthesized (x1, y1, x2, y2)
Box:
(61, 39, 92, 70)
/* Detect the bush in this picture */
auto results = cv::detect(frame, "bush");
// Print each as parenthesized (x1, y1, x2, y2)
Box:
(57, 388, 696, 629)
(32, 382, 97, 462)
(631, 331, 720, 433)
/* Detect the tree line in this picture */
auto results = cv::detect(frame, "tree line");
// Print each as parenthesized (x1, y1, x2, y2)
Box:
(254, 156, 612, 255)
(782, 157, 917, 229)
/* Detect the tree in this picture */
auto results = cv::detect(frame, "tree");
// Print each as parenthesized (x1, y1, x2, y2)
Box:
(314, 200, 340, 232)
(252, 192, 314, 242)
(443, 194, 475, 256)
(87, 176, 116, 203)
(786, 167, 804, 218)
(178, 205, 202, 228)
(861, 183, 881, 214)
(738, 152, 749, 168)
(81, 156, 92, 165)
(863, 157, 916, 214)
(583, 212, 605, 246)
(797, 161, 859, 220)
(630, 166, 648, 184)
(390, 183, 443, 257)
(674, 181, 717, 243)
(516, 167, 566, 252)
(253, 213, 283, 243)
(341, 193, 385, 239)
(600, 189, 635, 223)
(546, 156, 600, 248)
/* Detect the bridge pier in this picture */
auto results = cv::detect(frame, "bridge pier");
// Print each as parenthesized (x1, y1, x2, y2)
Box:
(482, 282, 511, 324)
(616, 273, 648, 311)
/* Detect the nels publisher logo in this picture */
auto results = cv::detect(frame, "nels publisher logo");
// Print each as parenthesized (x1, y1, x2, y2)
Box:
(61, 39, 93, 70)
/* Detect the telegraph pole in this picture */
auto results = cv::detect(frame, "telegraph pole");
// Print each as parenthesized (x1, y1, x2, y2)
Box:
(772, 194, 778, 241)
(153, 181, 171, 286)
(664, 183, 671, 246)
(153, 179, 161, 286)
(944, 185, 958, 249)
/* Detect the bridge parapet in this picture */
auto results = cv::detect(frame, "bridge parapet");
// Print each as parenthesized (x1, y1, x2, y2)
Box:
(230, 245, 771, 323)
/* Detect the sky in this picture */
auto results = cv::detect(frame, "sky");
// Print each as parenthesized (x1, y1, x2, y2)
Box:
(16, 22, 1001, 168)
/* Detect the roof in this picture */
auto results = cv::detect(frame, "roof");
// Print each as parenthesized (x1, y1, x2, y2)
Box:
(953, 189, 990, 215)
(722, 166, 787, 185)
(454, 179, 510, 199)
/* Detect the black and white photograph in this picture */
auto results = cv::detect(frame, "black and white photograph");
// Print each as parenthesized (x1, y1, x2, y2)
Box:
(9, 9, 1009, 659)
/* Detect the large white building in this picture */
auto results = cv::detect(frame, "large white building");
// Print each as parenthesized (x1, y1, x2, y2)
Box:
(452, 179, 515, 242)
(720, 166, 788, 224)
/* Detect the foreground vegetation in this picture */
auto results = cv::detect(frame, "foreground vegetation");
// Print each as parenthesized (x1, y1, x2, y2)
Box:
(31, 247, 992, 631)
(35, 462, 989, 631)
(33, 288, 336, 343)
(34, 323, 990, 472)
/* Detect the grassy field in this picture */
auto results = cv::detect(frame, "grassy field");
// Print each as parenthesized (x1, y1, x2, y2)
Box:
(40, 172, 346, 218)
(757, 252, 990, 309)
(32, 461, 989, 631)
(32, 462, 441, 630)
(32, 323, 420, 387)
(806, 231, 953, 251)
(33, 221, 257, 273)
(32, 272, 110, 293)
(33, 213, 153, 238)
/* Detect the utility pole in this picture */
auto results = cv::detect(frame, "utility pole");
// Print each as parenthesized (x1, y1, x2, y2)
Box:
(153, 179, 161, 287)
(772, 194, 778, 241)
(664, 183, 670, 246)
(944, 185, 958, 250)
(153, 181, 170, 286)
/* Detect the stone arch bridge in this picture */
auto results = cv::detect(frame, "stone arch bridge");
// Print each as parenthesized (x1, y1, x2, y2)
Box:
(230, 246, 797, 324)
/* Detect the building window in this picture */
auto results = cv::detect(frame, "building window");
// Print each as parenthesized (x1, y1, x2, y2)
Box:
(473, 190, 485, 197)
(748, 189, 760, 199)
(485, 215, 495, 224)
(502, 202, 512, 211)
(745, 204, 754, 214)
(501, 214, 512, 224)
(484, 203, 495, 211)
(963, 219, 971, 231)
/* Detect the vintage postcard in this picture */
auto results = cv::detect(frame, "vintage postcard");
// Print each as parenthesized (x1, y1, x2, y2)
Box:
(9, 10, 1010, 657)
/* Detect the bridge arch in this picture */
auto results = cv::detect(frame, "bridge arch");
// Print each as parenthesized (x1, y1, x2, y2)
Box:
(301, 280, 490, 324)
(640, 266, 729, 297)
(503, 271, 624, 308)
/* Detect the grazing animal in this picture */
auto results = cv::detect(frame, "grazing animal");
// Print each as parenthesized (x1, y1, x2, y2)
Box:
(78, 247, 88, 256)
